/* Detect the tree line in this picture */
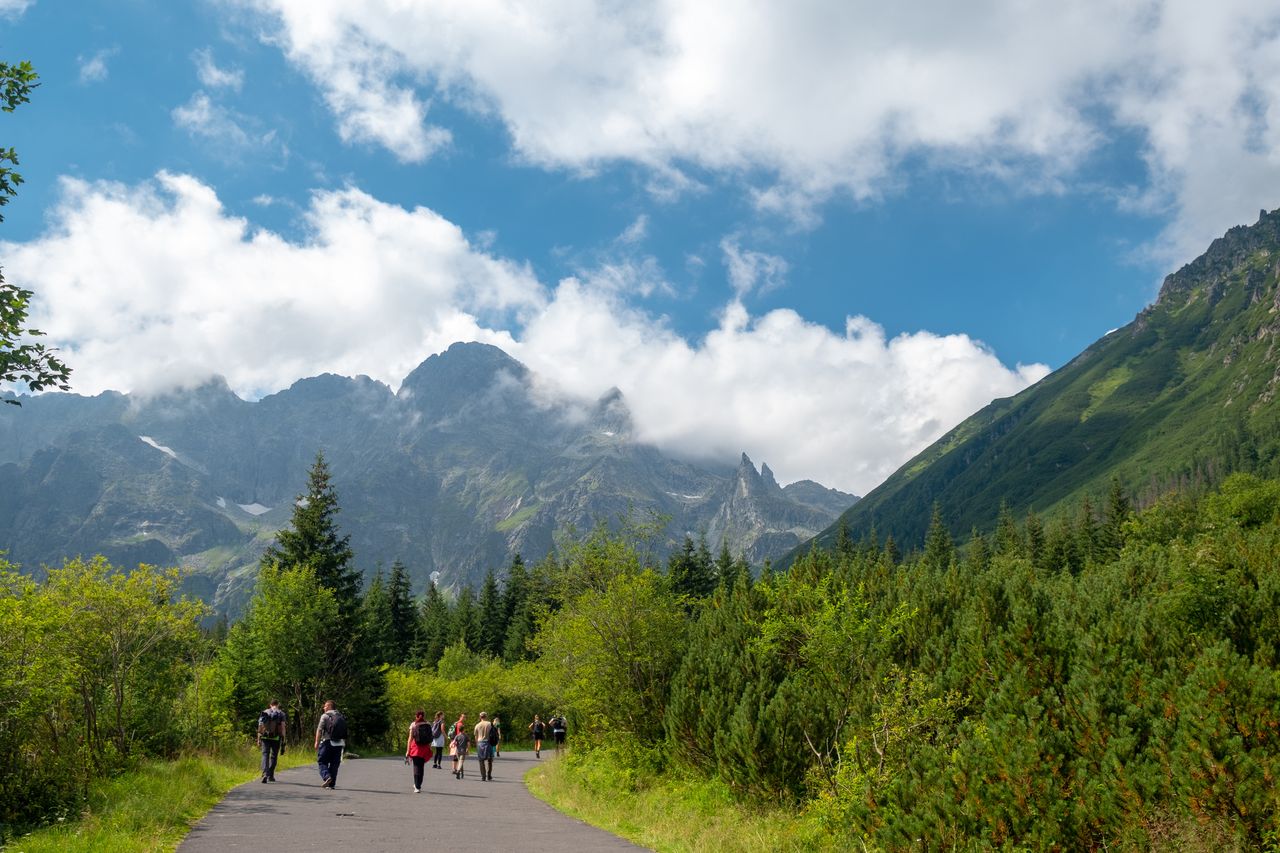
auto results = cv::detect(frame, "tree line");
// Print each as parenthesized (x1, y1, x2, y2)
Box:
(7, 453, 1280, 847)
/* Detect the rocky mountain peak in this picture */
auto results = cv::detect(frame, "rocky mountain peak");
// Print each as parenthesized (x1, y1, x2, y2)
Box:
(1156, 206, 1280, 308)
(397, 342, 531, 417)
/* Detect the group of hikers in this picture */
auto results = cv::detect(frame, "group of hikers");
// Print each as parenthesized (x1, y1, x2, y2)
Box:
(255, 699, 568, 792)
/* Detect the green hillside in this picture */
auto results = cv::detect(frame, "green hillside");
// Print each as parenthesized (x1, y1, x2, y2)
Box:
(814, 207, 1280, 551)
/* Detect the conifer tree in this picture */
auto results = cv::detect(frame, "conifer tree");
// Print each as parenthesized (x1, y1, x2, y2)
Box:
(714, 540, 738, 589)
(669, 535, 716, 599)
(262, 452, 359, 623)
(414, 581, 450, 668)
(360, 569, 395, 665)
(450, 585, 481, 651)
(922, 504, 955, 571)
(477, 568, 505, 658)
(385, 560, 416, 663)
(883, 534, 901, 566)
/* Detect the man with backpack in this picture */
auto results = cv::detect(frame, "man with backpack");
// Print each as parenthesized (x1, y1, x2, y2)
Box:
(314, 700, 348, 789)
(257, 699, 287, 783)
(473, 711, 496, 782)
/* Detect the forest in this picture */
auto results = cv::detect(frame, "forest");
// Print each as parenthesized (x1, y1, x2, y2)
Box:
(4, 453, 1280, 848)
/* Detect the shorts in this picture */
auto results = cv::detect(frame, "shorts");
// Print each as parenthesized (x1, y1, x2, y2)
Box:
(553, 731, 566, 744)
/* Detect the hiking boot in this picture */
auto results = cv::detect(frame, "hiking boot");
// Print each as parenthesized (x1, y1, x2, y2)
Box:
(260, 776, 268, 783)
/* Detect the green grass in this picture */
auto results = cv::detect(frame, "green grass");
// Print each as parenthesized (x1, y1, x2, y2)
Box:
(7, 746, 312, 853)
(525, 754, 830, 853)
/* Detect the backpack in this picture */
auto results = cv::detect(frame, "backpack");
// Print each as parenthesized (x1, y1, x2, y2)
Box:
(412, 721, 431, 746)
(431, 720, 444, 740)
(258, 710, 282, 738)
(328, 710, 349, 740)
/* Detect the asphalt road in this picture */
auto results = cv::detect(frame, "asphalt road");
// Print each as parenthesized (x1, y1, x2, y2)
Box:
(179, 750, 644, 852)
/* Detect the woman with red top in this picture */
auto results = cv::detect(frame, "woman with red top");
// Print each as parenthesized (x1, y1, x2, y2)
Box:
(405, 709, 432, 793)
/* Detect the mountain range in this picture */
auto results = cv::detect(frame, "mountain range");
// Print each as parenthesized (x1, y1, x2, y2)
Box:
(0, 342, 855, 613)
(811, 206, 1280, 552)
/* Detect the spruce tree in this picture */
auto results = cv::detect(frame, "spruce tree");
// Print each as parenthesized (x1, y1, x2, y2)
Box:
(477, 568, 505, 658)
(922, 504, 955, 571)
(415, 581, 450, 668)
(262, 451, 360, 623)
(386, 561, 416, 664)
(360, 569, 394, 665)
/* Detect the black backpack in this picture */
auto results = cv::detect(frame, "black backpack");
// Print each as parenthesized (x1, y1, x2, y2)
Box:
(328, 710, 349, 740)
(412, 721, 431, 746)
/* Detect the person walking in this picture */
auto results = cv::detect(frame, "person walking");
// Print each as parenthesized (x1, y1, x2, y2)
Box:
(430, 710, 446, 769)
(405, 709, 432, 793)
(550, 712, 567, 755)
(450, 712, 468, 777)
(256, 699, 287, 783)
(529, 714, 545, 758)
(452, 722, 470, 779)
(314, 700, 348, 789)
(474, 712, 496, 782)
(491, 715, 503, 758)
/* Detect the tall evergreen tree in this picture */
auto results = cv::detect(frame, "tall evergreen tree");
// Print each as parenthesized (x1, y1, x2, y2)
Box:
(922, 504, 955, 571)
(477, 568, 505, 658)
(256, 452, 389, 744)
(451, 585, 481, 651)
(714, 540, 737, 589)
(414, 581, 450, 669)
(669, 535, 716, 599)
(386, 560, 416, 663)
(262, 452, 360, 622)
(360, 569, 395, 665)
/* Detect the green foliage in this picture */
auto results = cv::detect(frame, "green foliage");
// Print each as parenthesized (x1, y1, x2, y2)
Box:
(0, 59, 71, 402)
(0, 557, 204, 839)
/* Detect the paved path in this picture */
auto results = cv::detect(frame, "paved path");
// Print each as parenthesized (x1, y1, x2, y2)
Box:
(180, 751, 645, 852)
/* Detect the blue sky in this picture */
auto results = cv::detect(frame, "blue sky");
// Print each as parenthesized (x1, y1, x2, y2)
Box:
(3, 0, 1279, 494)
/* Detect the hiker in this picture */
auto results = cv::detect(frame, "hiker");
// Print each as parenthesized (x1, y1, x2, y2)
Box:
(405, 709, 432, 793)
(550, 712, 567, 754)
(450, 712, 468, 777)
(452, 720, 471, 779)
(474, 712, 496, 782)
(491, 715, 503, 758)
(529, 714, 545, 758)
(430, 710, 446, 769)
(314, 700, 348, 789)
(256, 699, 287, 783)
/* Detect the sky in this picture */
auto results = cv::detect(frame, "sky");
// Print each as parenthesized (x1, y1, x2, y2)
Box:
(2, 0, 1279, 495)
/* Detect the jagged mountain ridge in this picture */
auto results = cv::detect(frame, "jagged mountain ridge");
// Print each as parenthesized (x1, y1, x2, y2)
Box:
(0, 342, 856, 613)
(807, 207, 1280, 552)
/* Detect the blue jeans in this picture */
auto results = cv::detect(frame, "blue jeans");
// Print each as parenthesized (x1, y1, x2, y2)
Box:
(317, 740, 343, 784)
(260, 739, 281, 779)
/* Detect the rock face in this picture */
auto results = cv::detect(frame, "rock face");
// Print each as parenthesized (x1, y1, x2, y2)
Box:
(807, 206, 1280, 554)
(0, 342, 856, 613)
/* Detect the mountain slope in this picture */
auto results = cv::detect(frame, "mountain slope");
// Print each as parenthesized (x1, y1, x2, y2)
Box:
(1, 342, 856, 612)
(811, 207, 1280, 551)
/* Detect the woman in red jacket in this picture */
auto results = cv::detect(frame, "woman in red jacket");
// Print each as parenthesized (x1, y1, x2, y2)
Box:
(405, 709, 433, 793)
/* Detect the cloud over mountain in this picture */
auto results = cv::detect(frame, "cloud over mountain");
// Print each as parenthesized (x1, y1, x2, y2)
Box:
(4, 173, 1045, 494)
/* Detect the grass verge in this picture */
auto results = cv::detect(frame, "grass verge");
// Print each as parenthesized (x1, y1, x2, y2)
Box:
(7, 746, 313, 853)
(524, 751, 829, 852)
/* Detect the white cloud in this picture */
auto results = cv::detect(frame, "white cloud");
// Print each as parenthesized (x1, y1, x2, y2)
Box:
(172, 92, 283, 161)
(77, 47, 118, 84)
(193, 48, 244, 91)
(4, 173, 1046, 494)
(232, 0, 1280, 263)
(720, 238, 788, 299)
(0, 0, 31, 18)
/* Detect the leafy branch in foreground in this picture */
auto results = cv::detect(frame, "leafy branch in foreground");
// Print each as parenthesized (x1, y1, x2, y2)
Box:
(0, 59, 70, 403)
